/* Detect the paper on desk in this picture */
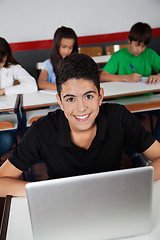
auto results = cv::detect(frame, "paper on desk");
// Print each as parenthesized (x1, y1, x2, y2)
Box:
(119, 77, 147, 85)
(39, 90, 57, 95)
(141, 77, 147, 83)
(0, 100, 6, 107)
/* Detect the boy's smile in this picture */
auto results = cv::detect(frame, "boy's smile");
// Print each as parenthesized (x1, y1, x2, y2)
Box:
(56, 78, 104, 133)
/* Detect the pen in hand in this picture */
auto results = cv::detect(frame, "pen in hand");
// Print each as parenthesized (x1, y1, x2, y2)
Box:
(129, 64, 142, 82)
(129, 64, 136, 73)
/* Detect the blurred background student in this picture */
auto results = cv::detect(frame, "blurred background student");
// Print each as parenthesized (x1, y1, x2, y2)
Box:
(100, 22, 160, 165)
(38, 26, 78, 90)
(0, 37, 37, 158)
(0, 37, 37, 96)
(100, 22, 160, 84)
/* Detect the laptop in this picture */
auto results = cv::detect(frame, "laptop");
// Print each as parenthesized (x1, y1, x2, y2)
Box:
(25, 166, 153, 240)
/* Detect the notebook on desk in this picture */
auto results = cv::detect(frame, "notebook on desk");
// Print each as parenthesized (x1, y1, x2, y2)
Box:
(25, 167, 153, 240)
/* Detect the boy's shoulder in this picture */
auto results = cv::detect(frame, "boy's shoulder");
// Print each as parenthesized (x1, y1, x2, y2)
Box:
(111, 47, 129, 58)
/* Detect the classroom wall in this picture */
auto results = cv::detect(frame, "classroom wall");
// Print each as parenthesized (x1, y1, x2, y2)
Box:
(1, 0, 160, 42)
(1, 0, 160, 79)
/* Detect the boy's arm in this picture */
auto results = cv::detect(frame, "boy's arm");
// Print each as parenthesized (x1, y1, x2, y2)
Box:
(100, 70, 142, 82)
(143, 140, 160, 181)
(0, 160, 28, 197)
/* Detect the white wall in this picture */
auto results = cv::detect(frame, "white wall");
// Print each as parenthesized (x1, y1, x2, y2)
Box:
(1, 0, 160, 43)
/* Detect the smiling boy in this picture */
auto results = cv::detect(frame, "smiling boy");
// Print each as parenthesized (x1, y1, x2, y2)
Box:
(100, 22, 160, 84)
(0, 53, 160, 197)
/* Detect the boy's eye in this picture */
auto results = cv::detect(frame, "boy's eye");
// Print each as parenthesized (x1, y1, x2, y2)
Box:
(67, 97, 75, 102)
(85, 94, 93, 100)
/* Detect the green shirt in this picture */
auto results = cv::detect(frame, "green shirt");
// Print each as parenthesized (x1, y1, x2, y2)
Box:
(103, 48, 160, 76)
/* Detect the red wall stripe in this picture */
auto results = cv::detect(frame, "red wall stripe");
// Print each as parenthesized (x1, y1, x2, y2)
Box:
(10, 28, 160, 52)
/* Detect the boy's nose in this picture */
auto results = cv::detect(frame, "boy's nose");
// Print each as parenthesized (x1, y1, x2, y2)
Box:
(76, 98, 86, 112)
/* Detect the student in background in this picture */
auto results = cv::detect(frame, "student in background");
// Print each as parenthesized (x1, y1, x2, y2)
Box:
(100, 22, 160, 84)
(38, 26, 78, 90)
(100, 22, 160, 164)
(0, 37, 37, 95)
(0, 53, 160, 197)
(0, 37, 37, 158)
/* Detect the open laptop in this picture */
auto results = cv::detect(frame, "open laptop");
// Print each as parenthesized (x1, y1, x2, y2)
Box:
(25, 166, 153, 240)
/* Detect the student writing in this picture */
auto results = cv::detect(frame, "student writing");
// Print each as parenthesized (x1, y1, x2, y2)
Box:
(0, 37, 37, 158)
(0, 37, 37, 95)
(100, 22, 160, 84)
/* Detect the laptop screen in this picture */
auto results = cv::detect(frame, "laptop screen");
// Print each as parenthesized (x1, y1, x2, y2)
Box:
(26, 166, 153, 240)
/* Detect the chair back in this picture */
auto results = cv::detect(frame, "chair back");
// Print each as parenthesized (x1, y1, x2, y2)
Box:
(79, 46, 102, 57)
(0, 121, 14, 130)
(106, 44, 128, 55)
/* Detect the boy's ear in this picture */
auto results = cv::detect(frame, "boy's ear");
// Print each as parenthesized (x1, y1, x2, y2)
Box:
(128, 39, 131, 44)
(56, 94, 64, 111)
(99, 88, 104, 106)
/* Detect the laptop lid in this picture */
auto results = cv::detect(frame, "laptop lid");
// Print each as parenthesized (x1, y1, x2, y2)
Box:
(26, 166, 153, 240)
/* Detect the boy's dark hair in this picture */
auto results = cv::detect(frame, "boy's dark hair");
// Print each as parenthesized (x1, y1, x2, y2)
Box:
(56, 53, 100, 97)
(50, 26, 78, 74)
(128, 22, 152, 45)
(0, 37, 19, 67)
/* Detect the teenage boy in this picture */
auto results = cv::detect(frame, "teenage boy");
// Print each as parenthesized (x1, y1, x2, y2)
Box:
(100, 22, 160, 84)
(0, 53, 160, 197)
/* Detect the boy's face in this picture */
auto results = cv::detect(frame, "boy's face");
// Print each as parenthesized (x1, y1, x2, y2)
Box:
(128, 40, 146, 56)
(56, 78, 104, 133)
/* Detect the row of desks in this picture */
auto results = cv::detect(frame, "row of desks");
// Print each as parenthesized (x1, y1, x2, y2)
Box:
(1, 81, 160, 113)
(1, 81, 160, 133)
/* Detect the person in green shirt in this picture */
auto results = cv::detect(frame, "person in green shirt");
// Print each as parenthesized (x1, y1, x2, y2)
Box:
(100, 22, 160, 84)
(100, 22, 160, 165)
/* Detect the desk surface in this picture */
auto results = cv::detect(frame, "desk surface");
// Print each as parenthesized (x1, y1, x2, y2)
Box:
(1, 180, 160, 239)
(92, 55, 111, 64)
(22, 81, 160, 110)
(101, 81, 160, 99)
(22, 91, 57, 111)
(0, 95, 19, 113)
(36, 55, 111, 70)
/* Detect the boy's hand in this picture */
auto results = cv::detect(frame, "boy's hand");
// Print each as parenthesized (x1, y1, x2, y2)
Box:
(0, 88, 5, 96)
(126, 73, 141, 82)
(146, 74, 160, 84)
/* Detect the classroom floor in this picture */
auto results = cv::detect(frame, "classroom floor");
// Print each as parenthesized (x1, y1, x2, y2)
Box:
(0, 112, 158, 182)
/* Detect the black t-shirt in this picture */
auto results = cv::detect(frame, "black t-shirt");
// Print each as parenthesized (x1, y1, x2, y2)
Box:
(9, 103, 155, 179)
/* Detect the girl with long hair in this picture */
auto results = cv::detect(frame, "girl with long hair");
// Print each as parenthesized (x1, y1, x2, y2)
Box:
(0, 37, 37, 96)
(38, 26, 78, 90)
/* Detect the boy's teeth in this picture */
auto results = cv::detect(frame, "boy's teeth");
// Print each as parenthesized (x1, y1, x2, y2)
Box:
(76, 114, 89, 119)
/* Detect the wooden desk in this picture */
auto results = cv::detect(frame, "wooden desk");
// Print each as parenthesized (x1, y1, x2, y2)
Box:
(92, 55, 111, 64)
(36, 55, 111, 71)
(0, 94, 19, 114)
(20, 82, 160, 129)
(22, 81, 160, 112)
(0, 94, 20, 134)
(106, 94, 160, 113)
(1, 180, 160, 240)
(101, 81, 160, 99)
(21, 91, 59, 130)
(21, 91, 57, 111)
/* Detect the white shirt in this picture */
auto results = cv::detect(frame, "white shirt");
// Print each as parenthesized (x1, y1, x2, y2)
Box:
(0, 64, 37, 95)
